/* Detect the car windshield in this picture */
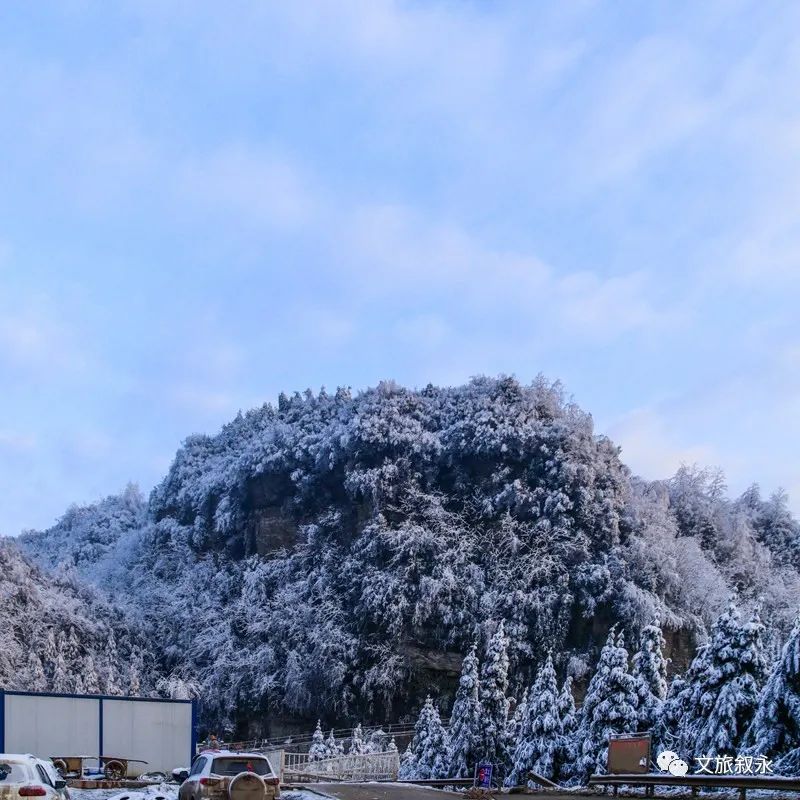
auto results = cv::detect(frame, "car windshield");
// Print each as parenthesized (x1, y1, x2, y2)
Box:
(0, 762, 29, 783)
(210, 758, 271, 777)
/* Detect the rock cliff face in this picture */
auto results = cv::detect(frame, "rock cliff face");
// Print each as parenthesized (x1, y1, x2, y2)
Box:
(16, 378, 800, 735)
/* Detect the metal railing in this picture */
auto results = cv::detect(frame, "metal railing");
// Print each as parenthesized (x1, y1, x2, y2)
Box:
(283, 750, 400, 782)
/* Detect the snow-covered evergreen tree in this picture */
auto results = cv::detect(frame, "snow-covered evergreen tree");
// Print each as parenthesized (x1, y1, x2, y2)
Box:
(506, 687, 529, 748)
(83, 654, 101, 694)
(23, 651, 48, 692)
(576, 632, 639, 781)
(508, 653, 561, 784)
(678, 604, 768, 758)
(348, 723, 366, 755)
(446, 644, 482, 778)
(556, 676, 578, 781)
(400, 696, 449, 779)
(476, 622, 511, 773)
(632, 620, 668, 732)
(744, 615, 800, 772)
(326, 729, 343, 756)
(51, 637, 71, 693)
(365, 727, 388, 753)
(653, 674, 689, 751)
(104, 633, 122, 695)
(308, 720, 328, 760)
(399, 742, 417, 780)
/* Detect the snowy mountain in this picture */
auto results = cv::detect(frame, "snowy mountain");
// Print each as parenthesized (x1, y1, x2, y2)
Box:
(13, 376, 800, 736)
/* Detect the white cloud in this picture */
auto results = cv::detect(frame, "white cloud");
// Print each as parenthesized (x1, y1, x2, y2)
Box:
(0, 305, 90, 375)
(0, 430, 37, 454)
(605, 407, 717, 481)
(176, 145, 314, 232)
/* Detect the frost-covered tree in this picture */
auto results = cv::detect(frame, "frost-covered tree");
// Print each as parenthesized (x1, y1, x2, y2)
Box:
(508, 653, 561, 784)
(506, 687, 529, 749)
(365, 728, 388, 753)
(104, 633, 122, 695)
(556, 676, 578, 782)
(653, 674, 689, 751)
(576, 632, 639, 781)
(678, 605, 768, 758)
(326, 729, 343, 756)
(83, 655, 101, 695)
(743, 615, 800, 772)
(446, 644, 482, 778)
(399, 742, 417, 780)
(476, 622, 511, 772)
(348, 723, 366, 755)
(51, 638, 71, 693)
(400, 696, 449, 779)
(631, 620, 668, 732)
(157, 671, 201, 700)
(23, 651, 48, 692)
(308, 721, 328, 760)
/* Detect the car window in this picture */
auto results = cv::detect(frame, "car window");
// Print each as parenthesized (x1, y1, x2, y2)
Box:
(0, 761, 29, 783)
(210, 758, 272, 776)
(36, 765, 54, 787)
(189, 757, 206, 777)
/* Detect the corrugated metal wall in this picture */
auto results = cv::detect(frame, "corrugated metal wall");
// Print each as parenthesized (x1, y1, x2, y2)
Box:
(0, 690, 196, 775)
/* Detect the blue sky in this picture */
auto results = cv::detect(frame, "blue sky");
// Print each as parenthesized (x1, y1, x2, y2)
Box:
(2, 1, 800, 535)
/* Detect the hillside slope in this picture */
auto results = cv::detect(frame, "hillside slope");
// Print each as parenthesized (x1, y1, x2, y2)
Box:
(0, 540, 160, 695)
(17, 377, 800, 735)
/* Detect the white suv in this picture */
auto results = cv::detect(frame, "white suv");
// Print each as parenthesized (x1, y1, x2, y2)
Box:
(0, 754, 67, 800)
(178, 752, 280, 800)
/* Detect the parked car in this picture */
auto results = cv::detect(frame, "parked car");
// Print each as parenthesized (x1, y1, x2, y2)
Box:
(0, 754, 68, 800)
(33, 760, 70, 800)
(177, 752, 280, 800)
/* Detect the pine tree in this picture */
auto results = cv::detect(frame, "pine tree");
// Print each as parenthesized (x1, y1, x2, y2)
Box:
(400, 696, 449, 779)
(349, 723, 366, 755)
(508, 653, 562, 784)
(446, 643, 482, 778)
(556, 676, 578, 782)
(476, 622, 511, 774)
(51, 633, 71, 693)
(23, 651, 48, 692)
(653, 674, 689, 751)
(128, 652, 142, 695)
(366, 728, 388, 753)
(743, 615, 800, 772)
(83, 654, 101, 694)
(41, 630, 58, 684)
(309, 720, 328, 760)
(104, 632, 122, 695)
(679, 604, 768, 758)
(632, 620, 668, 732)
(507, 687, 529, 748)
(399, 742, 418, 780)
(387, 737, 398, 754)
(576, 632, 639, 781)
(326, 729, 343, 756)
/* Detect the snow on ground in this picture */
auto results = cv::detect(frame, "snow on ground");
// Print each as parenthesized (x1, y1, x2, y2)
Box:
(69, 786, 326, 800)
(69, 782, 178, 800)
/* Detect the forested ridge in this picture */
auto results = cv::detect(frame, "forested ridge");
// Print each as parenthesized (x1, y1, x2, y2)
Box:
(8, 376, 800, 738)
